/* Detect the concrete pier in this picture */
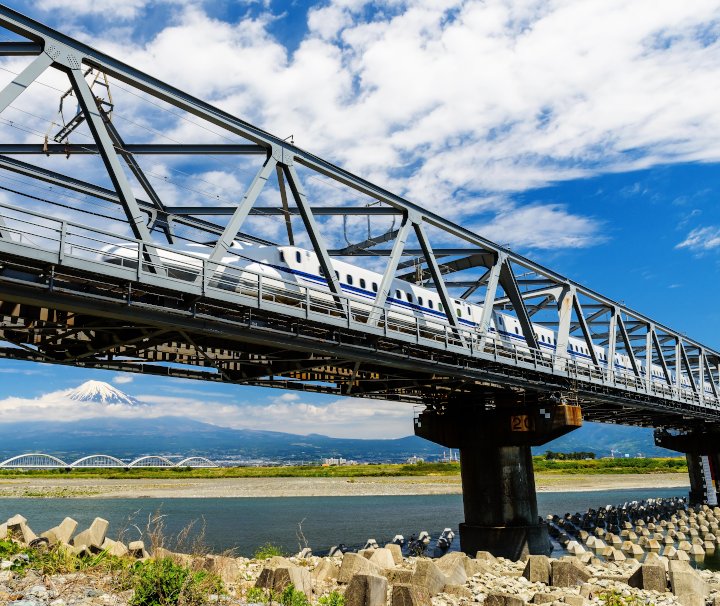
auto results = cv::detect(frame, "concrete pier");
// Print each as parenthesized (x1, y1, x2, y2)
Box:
(655, 429, 720, 506)
(415, 392, 582, 560)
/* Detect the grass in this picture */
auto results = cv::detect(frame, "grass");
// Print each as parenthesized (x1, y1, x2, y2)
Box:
(0, 458, 687, 479)
(253, 542, 286, 559)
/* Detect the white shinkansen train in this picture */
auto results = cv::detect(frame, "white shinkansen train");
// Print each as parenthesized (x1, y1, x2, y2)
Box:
(102, 241, 711, 398)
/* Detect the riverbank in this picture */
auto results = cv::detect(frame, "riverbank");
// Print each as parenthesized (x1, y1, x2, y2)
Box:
(0, 473, 689, 499)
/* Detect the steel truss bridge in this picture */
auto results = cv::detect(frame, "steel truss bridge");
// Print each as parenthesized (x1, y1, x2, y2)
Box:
(0, 453, 217, 469)
(0, 4, 716, 439)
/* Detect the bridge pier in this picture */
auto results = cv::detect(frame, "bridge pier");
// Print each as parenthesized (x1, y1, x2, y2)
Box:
(655, 430, 720, 505)
(415, 393, 582, 560)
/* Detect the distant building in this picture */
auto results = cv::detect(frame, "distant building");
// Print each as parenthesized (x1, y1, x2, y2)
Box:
(406, 455, 424, 464)
(322, 457, 347, 466)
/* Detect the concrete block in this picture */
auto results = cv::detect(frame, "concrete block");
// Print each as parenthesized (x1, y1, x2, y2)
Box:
(273, 566, 313, 598)
(128, 540, 148, 559)
(313, 559, 340, 583)
(384, 569, 413, 584)
(563, 596, 586, 606)
(71, 517, 108, 550)
(359, 549, 375, 559)
(6, 515, 36, 545)
(627, 563, 667, 593)
(551, 560, 590, 588)
(522, 555, 551, 584)
(204, 555, 241, 585)
(532, 593, 561, 604)
(442, 584, 473, 599)
(101, 538, 128, 558)
(669, 563, 709, 606)
(0, 522, 6, 539)
(384, 543, 403, 565)
(345, 573, 388, 606)
(411, 559, 447, 597)
(435, 552, 467, 586)
(475, 551, 497, 563)
(369, 548, 396, 570)
(391, 583, 431, 606)
(485, 592, 526, 606)
(338, 553, 383, 584)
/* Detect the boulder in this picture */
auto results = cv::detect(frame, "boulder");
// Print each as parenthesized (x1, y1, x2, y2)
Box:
(384, 543, 404, 566)
(411, 559, 447, 597)
(71, 518, 108, 550)
(345, 573, 388, 606)
(522, 555, 551, 584)
(627, 562, 666, 593)
(391, 583, 431, 606)
(369, 548, 396, 570)
(551, 560, 590, 588)
(338, 553, 383, 584)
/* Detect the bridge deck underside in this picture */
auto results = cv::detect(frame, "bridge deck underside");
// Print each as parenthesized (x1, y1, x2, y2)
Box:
(0, 253, 714, 433)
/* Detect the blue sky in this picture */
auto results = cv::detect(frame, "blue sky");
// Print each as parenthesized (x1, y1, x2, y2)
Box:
(0, 0, 718, 438)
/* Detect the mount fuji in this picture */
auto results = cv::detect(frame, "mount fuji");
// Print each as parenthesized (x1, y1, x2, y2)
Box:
(62, 380, 141, 406)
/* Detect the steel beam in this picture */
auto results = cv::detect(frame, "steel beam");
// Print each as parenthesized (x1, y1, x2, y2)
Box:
(617, 315, 641, 378)
(498, 260, 539, 350)
(334, 228, 400, 256)
(652, 328, 673, 386)
(477, 255, 501, 342)
(573, 295, 600, 368)
(165, 206, 400, 216)
(0, 143, 266, 154)
(0, 41, 41, 55)
(0, 51, 51, 114)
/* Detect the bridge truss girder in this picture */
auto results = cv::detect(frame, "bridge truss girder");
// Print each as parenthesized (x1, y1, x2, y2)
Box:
(0, 5, 717, 433)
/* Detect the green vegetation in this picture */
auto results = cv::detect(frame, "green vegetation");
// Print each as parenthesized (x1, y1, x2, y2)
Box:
(318, 591, 345, 606)
(253, 542, 286, 559)
(598, 589, 649, 606)
(0, 457, 687, 479)
(533, 456, 687, 475)
(248, 584, 312, 606)
(544, 451, 596, 460)
(125, 557, 223, 606)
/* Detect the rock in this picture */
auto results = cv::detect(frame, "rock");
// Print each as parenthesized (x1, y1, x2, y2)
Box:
(532, 594, 562, 604)
(71, 518, 108, 550)
(523, 555, 551, 584)
(485, 592, 526, 606)
(627, 563, 667, 593)
(313, 559, 340, 583)
(411, 559, 447, 597)
(563, 596, 586, 606)
(359, 549, 376, 560)
(297, 548, 313, 558)
(0, 522, 6, 540)
(391, 583, 431, 606)
(435, 552, 468, 586)
(345, 573, 388, 606)
(475, 551, 497, 563)
(551, 560, 590, 588)
(442, 584, 473, 599)
(265, 556, 294, 569)
(338, 553, 383, 584)
(384, 543, 404, 565)
(369, 548, 396, 570)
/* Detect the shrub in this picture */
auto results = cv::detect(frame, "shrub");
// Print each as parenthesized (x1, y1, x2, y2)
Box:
(247, 587, 270, 604)
(319, 590, 345, 606)
(280, 584, 310, 606)
(253, 542, 285, 559)
(598, 590, 647, 606)
(128, 557, 223, 606)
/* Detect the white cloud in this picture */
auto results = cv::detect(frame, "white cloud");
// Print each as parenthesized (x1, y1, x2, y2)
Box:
(112, 374, 134, 384)
(676, 226, 720, 251)
(0, 383, 416, 439)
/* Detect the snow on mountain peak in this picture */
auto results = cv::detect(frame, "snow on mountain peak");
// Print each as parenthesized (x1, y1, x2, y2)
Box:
(64, 380, 140, 406)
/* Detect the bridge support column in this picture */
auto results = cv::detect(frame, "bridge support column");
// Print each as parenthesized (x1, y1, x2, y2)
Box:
(655, 430, 720, 506)
(415, 393, 582, 560)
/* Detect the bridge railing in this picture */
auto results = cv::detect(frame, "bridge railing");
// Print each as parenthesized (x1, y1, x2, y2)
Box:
(0, 200, 716, 411)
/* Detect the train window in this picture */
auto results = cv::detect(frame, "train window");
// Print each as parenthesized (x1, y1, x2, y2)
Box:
(407, 293, 413, 303)
(296, 251, 301, 263)
(418, 296, 424, 306)
(360, 278, 366, 289)
(372, 282, 378, 293)
(438, 302, 444, 312)
(515, 326, 520, 334)
(396, 289, 402, 300)
(280, 251, 285, 262)
(335, 271, 340, 280)
(347, 274, 353, 285)
(428, 300, 434, 309)
(456, 308, 462, 318)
